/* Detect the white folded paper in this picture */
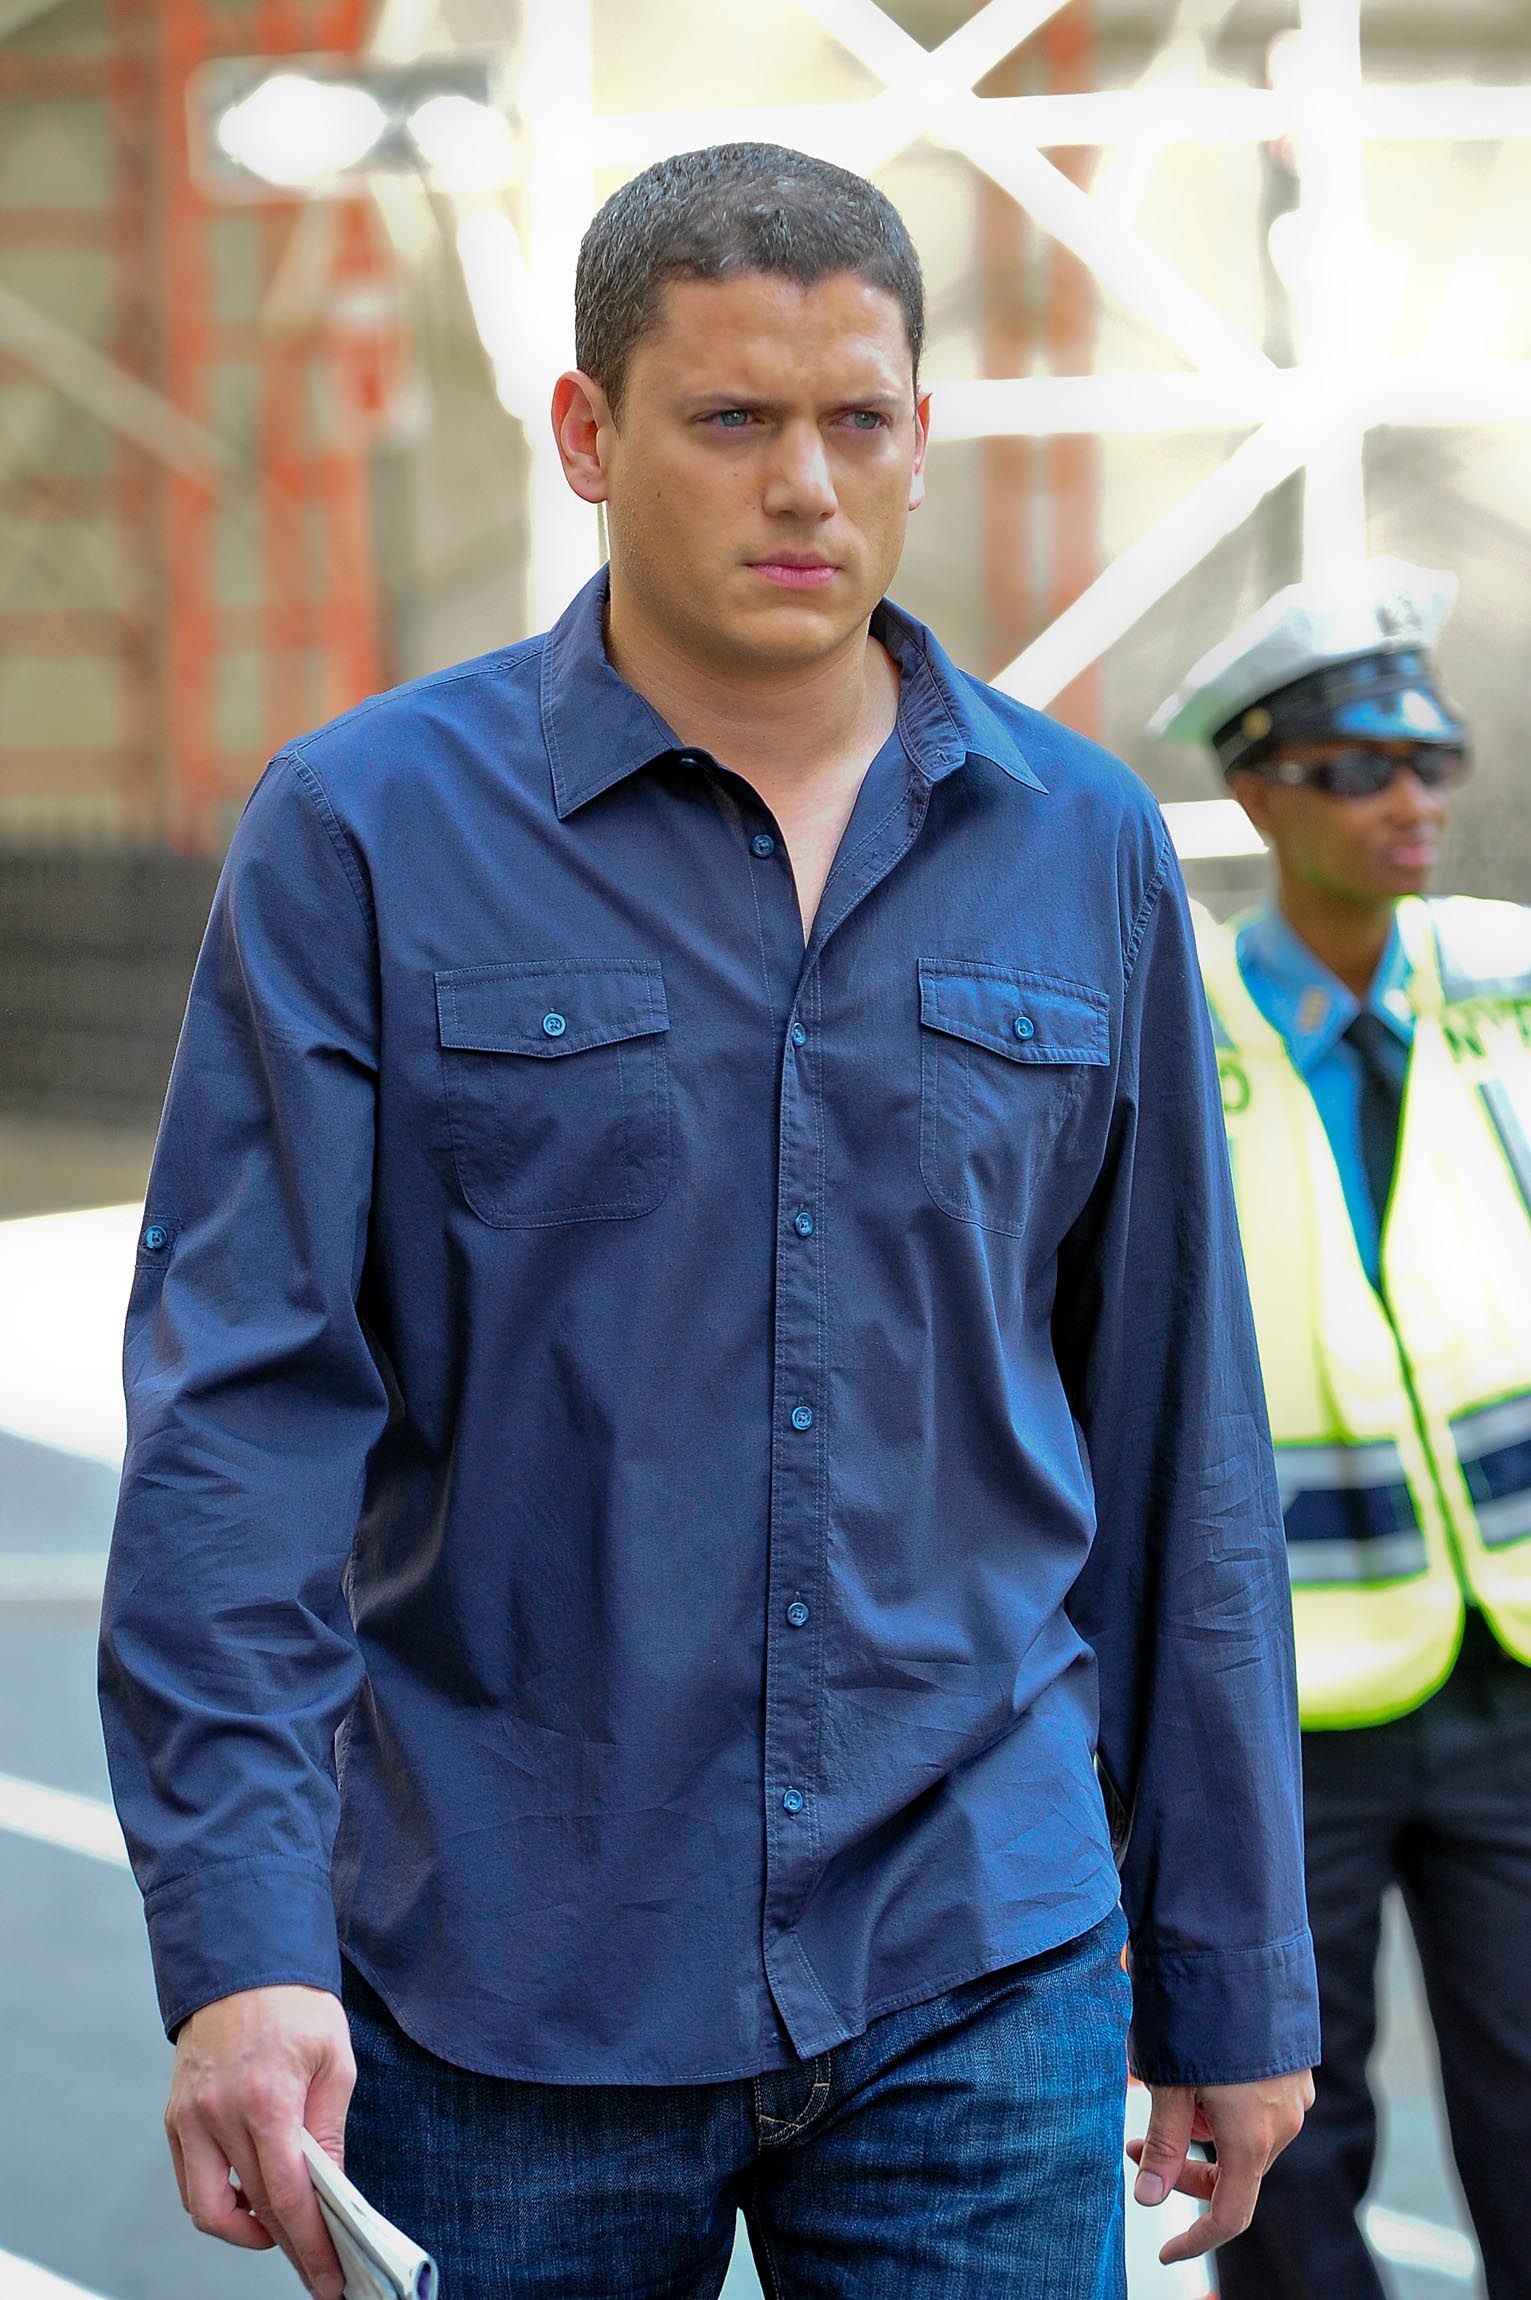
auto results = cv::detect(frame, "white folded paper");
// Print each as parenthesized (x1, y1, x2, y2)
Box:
(300, 2129, 439, 2300)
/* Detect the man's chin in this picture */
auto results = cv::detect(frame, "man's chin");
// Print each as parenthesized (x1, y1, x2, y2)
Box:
(1367, 862, 1437, 900)
(1392, 854, 1440, 888)
(702, 594, 868, 670)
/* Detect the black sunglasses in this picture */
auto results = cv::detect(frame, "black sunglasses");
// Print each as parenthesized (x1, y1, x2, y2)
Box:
(1256, 744, 1470, 800)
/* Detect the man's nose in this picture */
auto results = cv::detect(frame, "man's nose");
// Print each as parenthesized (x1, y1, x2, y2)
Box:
(762, 423, 837, 519)
(1389, 765, 1447, 821)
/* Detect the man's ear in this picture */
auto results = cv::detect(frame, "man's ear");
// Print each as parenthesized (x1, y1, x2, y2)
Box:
(908, 388, 932, 513)
(552, 370, 616, 505)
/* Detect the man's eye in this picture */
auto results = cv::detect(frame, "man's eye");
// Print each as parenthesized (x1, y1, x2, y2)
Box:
(709, 410, 753, 430)
(844, 411, 888, 431)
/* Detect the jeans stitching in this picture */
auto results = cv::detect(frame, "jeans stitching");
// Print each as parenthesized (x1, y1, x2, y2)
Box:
(752, 2216, 785, 2300)
(756, 2055, 831, 2147)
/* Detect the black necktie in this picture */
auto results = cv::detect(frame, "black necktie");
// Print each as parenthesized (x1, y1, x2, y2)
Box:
(1344, 1009, 1409, 1229)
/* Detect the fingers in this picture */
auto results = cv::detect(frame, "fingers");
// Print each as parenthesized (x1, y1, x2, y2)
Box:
(304, 2030, 358, 2173)
(1146, 2070, 1314, 2267)
(164, 1984, 356, 2296)
(1124, 2135, 1215, 2203)
(1132, 2085, 1197, 2208)
(164, 2113, 188, 2217)
(224, 2109, 346, 2299)
(175, 2119, 274, 2253)
(1157, 2138, 1264, 2265)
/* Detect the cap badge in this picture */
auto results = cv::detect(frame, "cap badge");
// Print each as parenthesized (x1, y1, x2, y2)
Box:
(1242, 706, 1273, 741)
(1377, 590, 1425, 644)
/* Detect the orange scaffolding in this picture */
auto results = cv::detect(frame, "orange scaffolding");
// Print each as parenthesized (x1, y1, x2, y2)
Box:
(0, 0, 389, 855)
(160, 0, 387, 847)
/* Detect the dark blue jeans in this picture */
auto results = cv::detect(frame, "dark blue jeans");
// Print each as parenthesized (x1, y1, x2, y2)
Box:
(342, 1909, 1131, 2298)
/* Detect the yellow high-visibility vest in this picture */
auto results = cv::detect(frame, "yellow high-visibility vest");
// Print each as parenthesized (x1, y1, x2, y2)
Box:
(1196, 895, 1531, 1728)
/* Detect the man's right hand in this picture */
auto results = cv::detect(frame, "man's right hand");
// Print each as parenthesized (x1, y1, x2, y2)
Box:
(165, 1982, 356, 2300)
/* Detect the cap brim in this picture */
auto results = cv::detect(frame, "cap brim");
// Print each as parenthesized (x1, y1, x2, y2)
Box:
(1330, 687, 1465, 743)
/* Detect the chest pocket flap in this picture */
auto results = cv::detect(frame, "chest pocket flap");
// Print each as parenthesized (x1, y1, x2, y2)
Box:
(433, 960, 670, 1227)
(436, 959, 669, 1058)
(918, 962, 1109, 1066)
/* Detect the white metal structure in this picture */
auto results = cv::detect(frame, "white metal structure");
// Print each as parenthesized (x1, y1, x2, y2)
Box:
(414, 0, 1531, 714)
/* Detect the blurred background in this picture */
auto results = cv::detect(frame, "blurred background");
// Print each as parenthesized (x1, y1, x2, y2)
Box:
(1, 1, 1525, 2294)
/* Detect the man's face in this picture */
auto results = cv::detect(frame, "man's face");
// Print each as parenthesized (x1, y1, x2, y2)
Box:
(587, 270, 929, 674)
(1232, 739, 1453, 903)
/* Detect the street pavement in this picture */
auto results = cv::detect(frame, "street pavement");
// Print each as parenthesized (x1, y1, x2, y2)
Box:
(0, 1205, 1485, 2300)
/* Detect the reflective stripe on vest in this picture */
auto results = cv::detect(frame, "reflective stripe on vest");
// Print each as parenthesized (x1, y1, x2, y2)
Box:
(1276, 1438, 1427, 1585)
(1197, 895, 1531, 1726)
(1451, 1395, 1531, 1549)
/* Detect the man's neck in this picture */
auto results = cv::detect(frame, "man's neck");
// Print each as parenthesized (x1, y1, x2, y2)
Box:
(1275, 877, 1398, 1002)
(603, 579, 897, 795)
(604, 575, 902, 938)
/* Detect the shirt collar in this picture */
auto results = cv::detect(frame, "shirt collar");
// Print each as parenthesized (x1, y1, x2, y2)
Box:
(1237, 903, 1413, 1075)
(539, 568, 1047, 819)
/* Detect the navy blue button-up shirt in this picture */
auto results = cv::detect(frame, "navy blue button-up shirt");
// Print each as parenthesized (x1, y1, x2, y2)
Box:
(101, 572, 1318, 2089)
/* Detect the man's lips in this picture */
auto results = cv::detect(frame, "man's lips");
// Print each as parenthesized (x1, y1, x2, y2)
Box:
(747, 559, 839, 590)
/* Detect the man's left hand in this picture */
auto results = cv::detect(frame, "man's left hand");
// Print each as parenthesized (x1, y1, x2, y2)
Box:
(1126, 2070, 1315, 2265)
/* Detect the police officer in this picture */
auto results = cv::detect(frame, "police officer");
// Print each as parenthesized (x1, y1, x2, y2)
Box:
(1152, 562, 1531, 2299)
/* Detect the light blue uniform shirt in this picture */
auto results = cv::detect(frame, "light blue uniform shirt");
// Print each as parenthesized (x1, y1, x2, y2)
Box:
(1235, 904, 1414, 1287)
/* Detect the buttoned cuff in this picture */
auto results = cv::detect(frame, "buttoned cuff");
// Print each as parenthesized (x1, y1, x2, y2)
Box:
(145, 1855, 341, 2039)
(1127, 1925, 1320, 2088)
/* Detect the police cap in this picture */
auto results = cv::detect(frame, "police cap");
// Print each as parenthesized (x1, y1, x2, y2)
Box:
(1149, 559, 1467, 775)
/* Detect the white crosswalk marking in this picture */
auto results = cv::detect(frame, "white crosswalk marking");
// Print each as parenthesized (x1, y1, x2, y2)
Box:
(0, 1772, 128, 1867)
(0, 1203, 138, 1466)
(0, 2246, 112, 2298)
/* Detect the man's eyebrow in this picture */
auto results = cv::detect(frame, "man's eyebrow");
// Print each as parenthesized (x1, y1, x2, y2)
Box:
(681, 387, 909, 412)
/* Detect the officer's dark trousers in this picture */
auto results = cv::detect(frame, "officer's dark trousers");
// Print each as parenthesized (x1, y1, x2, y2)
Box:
(1216, 1612, 1531, 2300)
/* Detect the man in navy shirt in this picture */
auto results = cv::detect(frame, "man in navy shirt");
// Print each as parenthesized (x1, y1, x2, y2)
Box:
(102, 144, 1316, 2299)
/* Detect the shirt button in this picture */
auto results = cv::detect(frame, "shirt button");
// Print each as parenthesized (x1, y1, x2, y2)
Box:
(790, 1405, 814, 1431)
(750, 833, 776, 859)
(782, 1788, 805, 1815)
(791, 1022, 807, 1047)
(793, 1210, 815, 1237)
(542, 1011, 567, 1038)
(1013, 1014, 1035, 1041)
(142, 1223, 168, 1252)
(786, 1600, 810, 1628)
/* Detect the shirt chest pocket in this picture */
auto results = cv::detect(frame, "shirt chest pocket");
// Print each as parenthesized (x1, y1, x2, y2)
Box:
(918, 962, 1111, 1237)
(435, 960, 671, 1227)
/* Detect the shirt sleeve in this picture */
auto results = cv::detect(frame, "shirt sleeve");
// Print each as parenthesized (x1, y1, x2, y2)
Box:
(1056, 827, 1320, 2088)
(99, 751, 389, 2039)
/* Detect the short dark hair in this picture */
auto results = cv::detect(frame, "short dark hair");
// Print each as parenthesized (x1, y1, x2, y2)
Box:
(574, 143, 925, 416)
